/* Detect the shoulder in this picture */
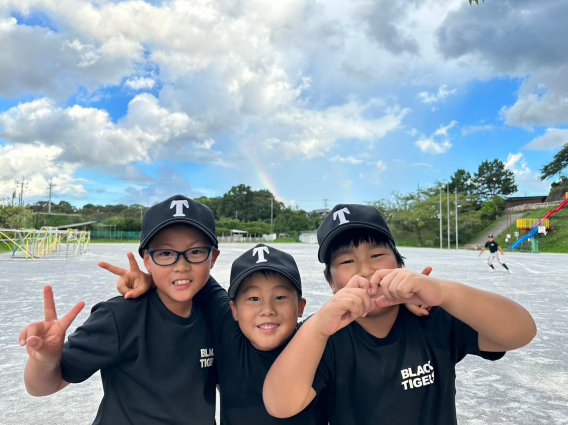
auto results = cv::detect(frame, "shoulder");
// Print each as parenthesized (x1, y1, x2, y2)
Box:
(95, 291, 152, 326)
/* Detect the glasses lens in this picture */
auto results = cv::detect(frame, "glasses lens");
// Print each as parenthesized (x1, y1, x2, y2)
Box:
(153, 249, 178, 265)
(186, 247, 210, 263)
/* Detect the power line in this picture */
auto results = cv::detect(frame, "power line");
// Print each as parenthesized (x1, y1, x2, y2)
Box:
(47, 180, 57, 213)
(15, 178, 28, 206)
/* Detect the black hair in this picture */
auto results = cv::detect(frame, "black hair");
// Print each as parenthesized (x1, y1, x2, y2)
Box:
(324, 228, 405, 282)
(232, 269, 302, 302)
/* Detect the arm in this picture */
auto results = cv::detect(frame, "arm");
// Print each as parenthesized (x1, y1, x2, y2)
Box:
(373, 270, 536, 352)
(498, 246, 505, 255)
(263, 276, 374, 418)
(478, 248, 486, 257)
(19, 286, 85, 396)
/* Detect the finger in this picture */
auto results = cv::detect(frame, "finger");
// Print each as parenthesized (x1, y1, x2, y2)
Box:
(19, 325, 29, 346)
(43, 286, 57, 322)
(26, 335, 44, 352)
(98, 262, 127, 277)
(339, 291, 369, 318)
(345, 275, 370, 291)
(421, 266, 433, 276)
(58, 302, 86, 332)
(117, 277, 132, 297)
(124, 286, 147, 300)
(405, 303, 430, 317)
(127, 252, 141, 272)
(24, 322, 45, 343)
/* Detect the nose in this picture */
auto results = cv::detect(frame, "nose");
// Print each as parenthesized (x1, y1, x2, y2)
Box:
(172, 254, 192, 272)
(259, 299, 276, 317)
(358, 262, 375, 281)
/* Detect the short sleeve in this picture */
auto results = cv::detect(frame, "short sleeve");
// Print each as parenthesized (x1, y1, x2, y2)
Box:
(60, 302, 121, 383)
(484, 242, 490, 248)
(194, 277, 234, 342)
(428, 307, 505, 364)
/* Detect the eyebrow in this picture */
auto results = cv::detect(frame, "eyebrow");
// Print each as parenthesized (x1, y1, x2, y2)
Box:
(240, 285, 294, 294)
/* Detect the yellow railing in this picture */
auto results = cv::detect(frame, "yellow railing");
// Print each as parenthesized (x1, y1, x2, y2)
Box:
(517, 219, 550, 229)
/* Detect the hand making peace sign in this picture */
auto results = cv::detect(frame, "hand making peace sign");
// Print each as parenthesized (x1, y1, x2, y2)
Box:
(18, 286, 85, 365)
(98, 252, 153, 299)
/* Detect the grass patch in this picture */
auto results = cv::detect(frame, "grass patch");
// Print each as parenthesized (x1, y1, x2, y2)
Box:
(0, 242, 14, 254)
(496, 205, 568, 253)
(90, 239, 139, 244)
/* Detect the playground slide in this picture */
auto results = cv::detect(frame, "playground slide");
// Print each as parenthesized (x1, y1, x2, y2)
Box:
(508, 196, 568, 250)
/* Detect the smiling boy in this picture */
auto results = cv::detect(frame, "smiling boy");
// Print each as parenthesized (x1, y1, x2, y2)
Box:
(263, 204, 536, 425)
(111, 244, 327, 425)
(19, 195, 220, 425)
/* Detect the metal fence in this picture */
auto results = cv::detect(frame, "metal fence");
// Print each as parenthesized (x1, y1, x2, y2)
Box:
(91, 231, 141, 239)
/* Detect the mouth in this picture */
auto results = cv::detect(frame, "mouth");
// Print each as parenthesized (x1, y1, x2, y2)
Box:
(257, 323, 280, 334)
(172, 279, 192, 290)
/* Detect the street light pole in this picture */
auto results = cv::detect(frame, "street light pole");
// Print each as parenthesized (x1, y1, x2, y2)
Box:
(270, 198, 274, 234)
(439, 188, 443, 249)
(455, 187, 459, 250)
(447, 184, 450, 249)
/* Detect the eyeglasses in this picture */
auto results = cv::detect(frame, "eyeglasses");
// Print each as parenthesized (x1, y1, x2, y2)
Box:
(148, 247, 213, 266)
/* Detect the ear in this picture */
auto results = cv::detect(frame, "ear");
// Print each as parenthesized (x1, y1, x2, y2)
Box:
(210, 249, 220, 269)
(297, 298, 307, 317)
(230, 301, 239, 322)
(143, 251, 152, 273)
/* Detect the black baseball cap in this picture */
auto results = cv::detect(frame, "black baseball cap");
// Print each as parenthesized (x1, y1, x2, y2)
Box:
(138, 194, 218, 257)
(488, 234, 494, 238)
(317, 204, 395, 263)
(228, 244, 302, 299)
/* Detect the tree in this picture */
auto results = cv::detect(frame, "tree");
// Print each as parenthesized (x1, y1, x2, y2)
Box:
(448, 169, 475, 195)
(473, 159, 517, 199)
(540, 143, 568, 181)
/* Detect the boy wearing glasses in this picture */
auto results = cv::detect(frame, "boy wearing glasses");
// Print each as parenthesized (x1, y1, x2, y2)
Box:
(19, 195, 220, 425)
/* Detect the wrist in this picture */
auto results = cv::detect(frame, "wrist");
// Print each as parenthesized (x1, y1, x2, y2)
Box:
(306, 314, 331, 341)
(437, 279, 457, 308)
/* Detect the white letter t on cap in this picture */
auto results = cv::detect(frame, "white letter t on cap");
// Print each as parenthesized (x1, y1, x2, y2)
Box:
(253, 246, 269, 263)
(333, 207, 350, 224)
(170, 200, 189, 217)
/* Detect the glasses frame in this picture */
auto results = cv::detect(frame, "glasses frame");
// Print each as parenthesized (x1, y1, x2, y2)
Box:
(147, 246, 214, 266)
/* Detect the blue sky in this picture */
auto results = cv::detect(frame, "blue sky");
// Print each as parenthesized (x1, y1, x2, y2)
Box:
(1, 0, 567, 211)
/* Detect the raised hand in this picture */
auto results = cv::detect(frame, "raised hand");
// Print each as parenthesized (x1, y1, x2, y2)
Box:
(403, 267, 433, 317)
(98, 252, 153, 299)
(19, 286, 85, 365)
(311, 275, 375, 337)
(371, 267, 445, 309)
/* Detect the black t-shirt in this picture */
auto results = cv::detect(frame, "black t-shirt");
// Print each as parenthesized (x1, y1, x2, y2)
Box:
(60, 286, 217, 425)
(197, 280, 327, 425)
(312, 306, 505, 425)
(485, 241, 499, 253)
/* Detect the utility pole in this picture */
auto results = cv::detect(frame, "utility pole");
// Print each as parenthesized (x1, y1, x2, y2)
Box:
(447, 184, 450, 249)
(439, 188, 443, 249)
(323, 199, 329, 210)
(140, 206, 144, 221)
(455, 187, 459, 250)
(15, 178, 28, 206)
(235, 211, 238, 220)
(270, 198, 274, 234)
(47, 180, 56, 213)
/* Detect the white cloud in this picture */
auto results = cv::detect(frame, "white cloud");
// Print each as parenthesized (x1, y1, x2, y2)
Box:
(500, 90, 568, 128)
(523, 128, 568, 151)
(124, 77, 156, 90)
(415, 121, 456, 154)
(367, 161, 388, 172)
(418, 85, 457, 104)
(330, 155, 364, 164)
(504, 152, 550, 195)
(462, 124, 495, 135)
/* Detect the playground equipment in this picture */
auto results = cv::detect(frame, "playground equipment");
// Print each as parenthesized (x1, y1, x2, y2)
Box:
(0, 227, 90, 260)
(508, 193, 568, 251)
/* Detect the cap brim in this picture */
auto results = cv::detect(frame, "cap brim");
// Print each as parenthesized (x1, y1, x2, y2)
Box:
(138, 218, 218, 257)
(229, 264, 302, 299)
(317, 221, 394, 263)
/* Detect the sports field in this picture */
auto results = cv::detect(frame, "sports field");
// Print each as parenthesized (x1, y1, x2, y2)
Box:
(1, 243, 566, 424)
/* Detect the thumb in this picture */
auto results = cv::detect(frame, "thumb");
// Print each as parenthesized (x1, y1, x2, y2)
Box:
(421, 266, 433, 276)
(124, 286, 147, 300)
(26, 335, 45, 352)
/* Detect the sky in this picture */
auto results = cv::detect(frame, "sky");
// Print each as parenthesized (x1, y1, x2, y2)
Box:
(0, 0, 567, 211)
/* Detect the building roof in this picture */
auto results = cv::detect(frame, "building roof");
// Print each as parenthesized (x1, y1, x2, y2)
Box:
(55, 221, 98, 229)
(231, 229, 248, 234)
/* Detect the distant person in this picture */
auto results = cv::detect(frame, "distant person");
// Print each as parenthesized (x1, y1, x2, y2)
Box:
(19, 195, 220, 424)
(479, 234, 512, 274)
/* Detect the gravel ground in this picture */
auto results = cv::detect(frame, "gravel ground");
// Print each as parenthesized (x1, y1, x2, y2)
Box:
(1, 243, 566, 424)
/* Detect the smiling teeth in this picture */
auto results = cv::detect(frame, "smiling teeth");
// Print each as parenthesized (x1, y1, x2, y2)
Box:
(174, 280, 190, 286)
(258, 324, 279, 329)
